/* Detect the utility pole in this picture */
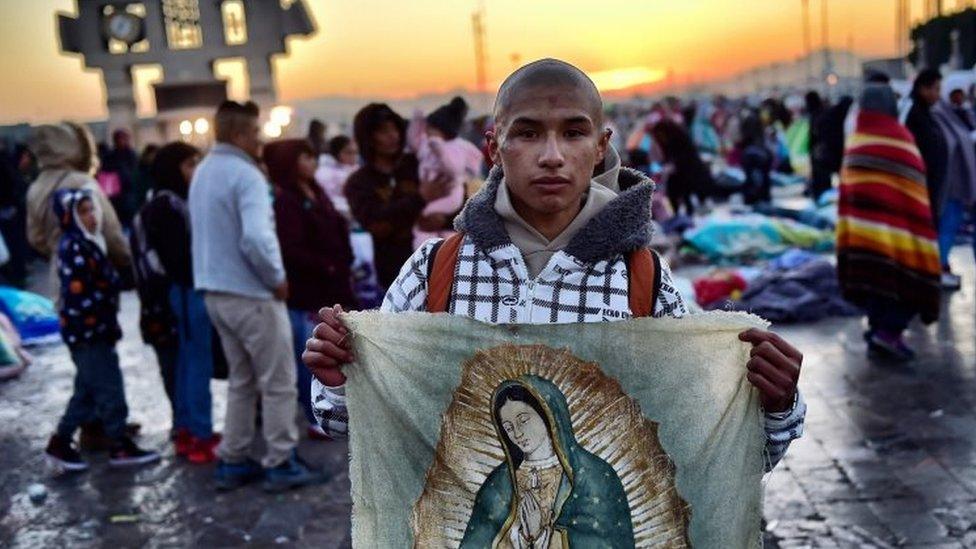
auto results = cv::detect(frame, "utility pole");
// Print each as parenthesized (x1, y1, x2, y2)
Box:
(821, 0, 833, 85)
(802, 0, 812, 82)
(896, 0, 909, 58)
(471, 0, 488, 112)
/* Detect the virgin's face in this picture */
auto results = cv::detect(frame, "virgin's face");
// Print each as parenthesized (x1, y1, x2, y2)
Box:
(499, 400, 549, 456)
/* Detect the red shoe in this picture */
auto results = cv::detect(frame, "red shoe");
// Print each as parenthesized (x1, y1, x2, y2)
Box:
(173, 429, 193, 457)
(186, 434, 222, 465)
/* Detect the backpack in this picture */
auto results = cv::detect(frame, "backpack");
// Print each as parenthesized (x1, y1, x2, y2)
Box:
(424, 232, 661, 317)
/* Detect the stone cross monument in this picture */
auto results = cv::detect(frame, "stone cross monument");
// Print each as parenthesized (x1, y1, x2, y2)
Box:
(58, 0, 315, 140)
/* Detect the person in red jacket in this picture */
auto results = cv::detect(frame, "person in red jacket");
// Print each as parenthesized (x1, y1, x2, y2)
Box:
(265, 138, 357, 439)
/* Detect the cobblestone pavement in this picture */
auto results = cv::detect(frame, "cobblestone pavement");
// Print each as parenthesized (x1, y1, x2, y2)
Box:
(0, 250, 973, 548)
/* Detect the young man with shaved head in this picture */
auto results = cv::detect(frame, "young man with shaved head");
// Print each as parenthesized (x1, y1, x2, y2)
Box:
(304, 59, 805, 470)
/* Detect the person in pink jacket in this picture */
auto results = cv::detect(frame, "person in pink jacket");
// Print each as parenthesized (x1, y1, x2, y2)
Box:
(408, 97, 484, 248)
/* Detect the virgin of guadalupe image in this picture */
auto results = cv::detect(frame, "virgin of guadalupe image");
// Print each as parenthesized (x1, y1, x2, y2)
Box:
(460, 375, 635, 548)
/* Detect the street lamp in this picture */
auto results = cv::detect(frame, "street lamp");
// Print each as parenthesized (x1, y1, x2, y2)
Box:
(194, 117, 209, 135)
(263, 121, 282, 139)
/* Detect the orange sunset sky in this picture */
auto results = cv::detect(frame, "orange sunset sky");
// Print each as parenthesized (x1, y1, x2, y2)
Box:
(0, 0, 949, 124)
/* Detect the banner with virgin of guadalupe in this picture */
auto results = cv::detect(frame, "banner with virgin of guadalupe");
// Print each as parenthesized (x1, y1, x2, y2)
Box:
(342, 311, 769, 548)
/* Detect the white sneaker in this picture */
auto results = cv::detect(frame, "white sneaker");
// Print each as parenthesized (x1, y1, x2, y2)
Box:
(941, 272, 962, 290)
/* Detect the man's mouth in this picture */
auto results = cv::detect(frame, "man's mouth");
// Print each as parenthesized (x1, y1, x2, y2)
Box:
(531, 176, 572, 193)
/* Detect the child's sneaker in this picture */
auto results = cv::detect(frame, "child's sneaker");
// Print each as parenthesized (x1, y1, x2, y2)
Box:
(108, 437, 161, 467)
(80, 422, 142, 452)
(214, 458, 263, 491)
(45, 435, 88, 472)
(186, 434, 221, 465)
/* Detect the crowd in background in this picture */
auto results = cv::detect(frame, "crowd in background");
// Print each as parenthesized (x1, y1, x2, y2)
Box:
(0, 66, 972, 487)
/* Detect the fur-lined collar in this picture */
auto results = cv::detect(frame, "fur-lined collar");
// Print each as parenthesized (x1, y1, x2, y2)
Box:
(455, 165, 656, 264)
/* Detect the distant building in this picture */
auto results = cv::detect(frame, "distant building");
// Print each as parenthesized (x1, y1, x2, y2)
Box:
(57, 0, 315, 145)
(670, 49, 864, 99)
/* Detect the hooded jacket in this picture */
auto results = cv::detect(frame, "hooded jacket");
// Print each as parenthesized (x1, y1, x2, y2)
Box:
(27, 124, 130, 299)
(346, 104, 426, 288)
(314, 163, 806, 470)
(54, 188, 122, 347)
(266, 139, 357, 311)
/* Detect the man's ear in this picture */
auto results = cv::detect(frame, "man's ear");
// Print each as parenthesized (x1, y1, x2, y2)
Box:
(486, 130, 502, 166)
(594, 127, 611, 165)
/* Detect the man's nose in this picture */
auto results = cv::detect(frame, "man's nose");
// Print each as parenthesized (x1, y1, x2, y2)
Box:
(538, 132, 565, 169)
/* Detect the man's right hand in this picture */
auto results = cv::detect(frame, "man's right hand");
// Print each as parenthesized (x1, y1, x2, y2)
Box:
(273, 281, 289, 301)
(302, 305, 354, 386)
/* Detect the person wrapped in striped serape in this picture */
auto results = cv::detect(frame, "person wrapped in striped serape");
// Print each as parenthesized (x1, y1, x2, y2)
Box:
(838, 84, 941, 361)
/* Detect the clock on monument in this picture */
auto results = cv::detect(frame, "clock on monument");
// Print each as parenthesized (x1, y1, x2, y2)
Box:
(103, 11, 145, 46)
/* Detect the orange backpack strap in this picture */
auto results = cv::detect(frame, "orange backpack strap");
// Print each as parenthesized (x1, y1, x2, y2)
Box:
(627, 248, 661, 318)
(426, 232, 466, 313)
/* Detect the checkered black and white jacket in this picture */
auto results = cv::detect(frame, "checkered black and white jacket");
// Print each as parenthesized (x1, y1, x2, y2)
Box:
(314, 167, 805, 470)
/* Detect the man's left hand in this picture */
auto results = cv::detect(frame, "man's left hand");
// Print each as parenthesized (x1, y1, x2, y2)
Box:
(738, 328, 802, 414)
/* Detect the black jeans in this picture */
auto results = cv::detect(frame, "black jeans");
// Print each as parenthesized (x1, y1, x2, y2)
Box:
(152, 342, 178, 419)
(862, 296, 915, 336)
(56, 341, 128, 441)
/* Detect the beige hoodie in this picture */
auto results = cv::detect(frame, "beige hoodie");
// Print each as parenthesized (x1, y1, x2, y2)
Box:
(26, 123, 130, 298)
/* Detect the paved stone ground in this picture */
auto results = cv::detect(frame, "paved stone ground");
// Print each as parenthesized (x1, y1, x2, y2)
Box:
(0, 249, 973, 548)
(764, 248, 976, 548)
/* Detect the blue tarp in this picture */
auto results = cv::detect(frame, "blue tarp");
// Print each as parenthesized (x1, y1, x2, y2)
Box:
(0, 287, 60, 345)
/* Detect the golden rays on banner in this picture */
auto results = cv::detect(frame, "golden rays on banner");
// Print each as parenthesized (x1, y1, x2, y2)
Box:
(412, 344, 690, 548)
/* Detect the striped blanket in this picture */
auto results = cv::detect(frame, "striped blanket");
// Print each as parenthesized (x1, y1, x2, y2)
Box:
(838, 110, 940, 323)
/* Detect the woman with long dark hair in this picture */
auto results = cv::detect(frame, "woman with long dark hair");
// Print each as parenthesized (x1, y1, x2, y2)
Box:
(265, 138, 357, 439)
(132, 141, 221, 463)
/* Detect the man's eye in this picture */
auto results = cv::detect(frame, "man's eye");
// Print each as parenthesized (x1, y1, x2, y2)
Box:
(517, 130, 537, 138)
(566, 129, 585, 138)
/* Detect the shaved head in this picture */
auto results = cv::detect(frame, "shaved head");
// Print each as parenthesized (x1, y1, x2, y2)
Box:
(493, 58, 603, 126)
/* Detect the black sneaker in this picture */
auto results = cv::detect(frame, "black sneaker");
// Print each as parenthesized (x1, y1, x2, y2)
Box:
(45, 435, 88, 472)
(108, 437, 161, 467)
(80, 422, 142, 452)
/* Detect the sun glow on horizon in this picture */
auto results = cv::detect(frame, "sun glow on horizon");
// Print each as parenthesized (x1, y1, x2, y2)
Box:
(588, 66, 667, 93)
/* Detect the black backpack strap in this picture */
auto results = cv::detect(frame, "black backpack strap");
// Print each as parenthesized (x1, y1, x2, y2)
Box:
(426, 239, 446, 283)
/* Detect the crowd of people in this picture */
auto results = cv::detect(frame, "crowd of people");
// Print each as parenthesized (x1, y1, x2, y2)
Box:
(0, 58, 971, 498)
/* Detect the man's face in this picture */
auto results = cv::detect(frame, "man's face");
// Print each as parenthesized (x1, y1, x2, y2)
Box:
(487, 85, 609, 220)
(950, 90, 965, 107)
(921, 80, 942, 106)
(371, 120, 401, 160)
(114, 132, 131, 150)
(233, 117, 263, 160)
